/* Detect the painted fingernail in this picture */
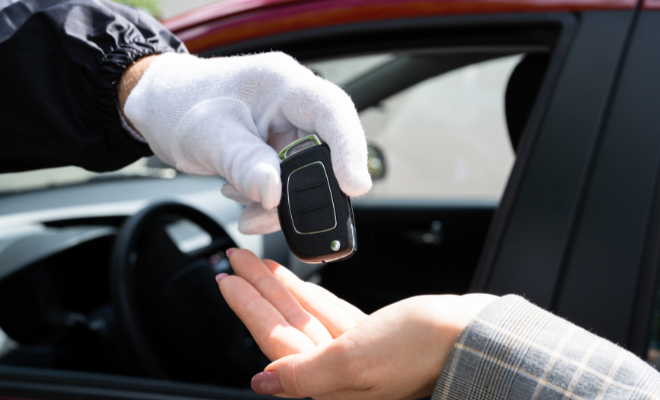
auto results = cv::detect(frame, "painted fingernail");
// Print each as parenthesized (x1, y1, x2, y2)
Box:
(251, 371, 282, 395)
(226, 248, 237, 257)
(215, 273, 228, 284)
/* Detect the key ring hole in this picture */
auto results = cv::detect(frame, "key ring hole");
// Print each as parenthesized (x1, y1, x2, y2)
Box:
(286, 139, 315, 157)
(279, 135, 322, 161)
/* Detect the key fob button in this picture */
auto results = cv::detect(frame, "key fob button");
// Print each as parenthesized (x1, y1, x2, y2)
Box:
(288, 162, 337, 234)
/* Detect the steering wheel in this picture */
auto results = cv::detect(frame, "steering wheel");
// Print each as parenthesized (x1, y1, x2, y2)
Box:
(110, 201, 266, 384)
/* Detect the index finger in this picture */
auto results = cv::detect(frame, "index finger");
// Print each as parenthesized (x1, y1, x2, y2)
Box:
(281, 78, 372, 197)
(264, 260, 367, 322)
(218, 274, 315, 361)
(228, 249, 333, 345)
(262, 259, 359, 338)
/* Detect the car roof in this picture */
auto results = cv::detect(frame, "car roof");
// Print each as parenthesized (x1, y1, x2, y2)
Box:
(163, 0, 636, 54)
(164, 0, 302, 32)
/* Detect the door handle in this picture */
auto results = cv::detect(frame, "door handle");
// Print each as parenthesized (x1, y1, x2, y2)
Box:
(404, 220, 443, 246)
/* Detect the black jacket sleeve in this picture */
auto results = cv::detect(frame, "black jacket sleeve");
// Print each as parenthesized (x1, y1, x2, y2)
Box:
(0, 0, 187, 173)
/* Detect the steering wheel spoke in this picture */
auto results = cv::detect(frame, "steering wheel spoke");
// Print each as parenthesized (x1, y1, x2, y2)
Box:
(186, 236, 233, 262)
(111, 202, 265, 383)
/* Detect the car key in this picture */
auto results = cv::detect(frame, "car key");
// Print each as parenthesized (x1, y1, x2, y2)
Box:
(277, 134, 357, 263)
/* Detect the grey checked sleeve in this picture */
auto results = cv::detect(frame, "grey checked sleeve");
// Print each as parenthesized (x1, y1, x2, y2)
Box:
(433, 295, 660, 400)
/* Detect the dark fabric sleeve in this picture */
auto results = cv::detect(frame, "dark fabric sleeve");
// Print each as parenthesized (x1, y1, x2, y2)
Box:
(0, 0, 187, 173)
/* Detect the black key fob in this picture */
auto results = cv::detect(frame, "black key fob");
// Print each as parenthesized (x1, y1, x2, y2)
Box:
(277, 135, 357, 263)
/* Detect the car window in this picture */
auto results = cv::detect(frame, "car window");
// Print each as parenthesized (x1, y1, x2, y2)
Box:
(306, 54, 520, 200)
(0, 54, 517, 198)
(308, 54, 395, 86)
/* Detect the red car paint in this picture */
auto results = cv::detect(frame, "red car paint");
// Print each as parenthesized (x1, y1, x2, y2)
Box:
(643, 0, 660, 8)
(162, 0, 636, 54)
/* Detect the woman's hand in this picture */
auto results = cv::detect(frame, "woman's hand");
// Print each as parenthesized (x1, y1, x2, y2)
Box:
(216, 249, 497, 400)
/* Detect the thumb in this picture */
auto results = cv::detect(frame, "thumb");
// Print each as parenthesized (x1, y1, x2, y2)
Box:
(252, 342, 356, 398)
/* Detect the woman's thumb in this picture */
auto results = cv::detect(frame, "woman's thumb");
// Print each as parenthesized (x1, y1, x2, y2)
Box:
(252, 344, 351, 397)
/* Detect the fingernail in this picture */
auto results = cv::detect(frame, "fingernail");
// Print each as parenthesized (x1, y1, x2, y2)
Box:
(226, 248, 237, 257)
(215, 273, 228, 284)
(251, 371, 282, 395)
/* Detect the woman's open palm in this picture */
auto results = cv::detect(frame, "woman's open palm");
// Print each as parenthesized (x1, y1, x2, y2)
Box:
(216, 249, 496, 400)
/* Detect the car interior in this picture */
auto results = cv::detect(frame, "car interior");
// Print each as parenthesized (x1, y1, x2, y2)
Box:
(0, 18, 557, 391)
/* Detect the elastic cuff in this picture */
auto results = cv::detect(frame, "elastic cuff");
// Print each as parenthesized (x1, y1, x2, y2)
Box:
(78, 40, 182, 170)
(89, 37, 187, 142)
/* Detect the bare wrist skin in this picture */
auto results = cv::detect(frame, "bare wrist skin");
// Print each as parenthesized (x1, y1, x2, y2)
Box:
(117, 54, 159, 137)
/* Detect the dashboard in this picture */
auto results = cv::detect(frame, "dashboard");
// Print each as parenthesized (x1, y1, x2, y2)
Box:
(0, 175, 289, 384)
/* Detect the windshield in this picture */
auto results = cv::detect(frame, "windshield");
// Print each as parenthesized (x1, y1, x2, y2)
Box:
(307, 54, 394, 85)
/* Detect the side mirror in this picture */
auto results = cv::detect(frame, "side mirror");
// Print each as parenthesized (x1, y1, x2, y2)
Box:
(367, 143, 386, 181)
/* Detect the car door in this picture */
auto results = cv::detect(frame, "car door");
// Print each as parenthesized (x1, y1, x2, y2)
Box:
(474, 4, 660, 360)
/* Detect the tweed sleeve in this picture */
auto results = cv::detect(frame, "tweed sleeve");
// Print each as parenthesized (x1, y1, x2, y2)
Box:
(432, 295, 660, 400)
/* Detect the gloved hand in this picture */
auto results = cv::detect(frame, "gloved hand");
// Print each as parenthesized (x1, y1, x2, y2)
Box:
(124, 52, 372, 234)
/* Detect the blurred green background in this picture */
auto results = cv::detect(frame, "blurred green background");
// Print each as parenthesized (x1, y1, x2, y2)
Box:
(113, 0, 160, 17)
(111, 0, 224, 19)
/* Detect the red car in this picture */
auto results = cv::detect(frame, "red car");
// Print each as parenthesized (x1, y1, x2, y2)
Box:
(2, 0, 660, 398)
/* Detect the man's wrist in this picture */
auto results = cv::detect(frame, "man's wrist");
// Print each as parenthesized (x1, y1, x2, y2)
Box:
(117, 54, 160, 138)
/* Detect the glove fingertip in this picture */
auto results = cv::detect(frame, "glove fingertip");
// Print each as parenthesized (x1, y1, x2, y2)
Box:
(260, 171, 283, 210)
(334, 160, 373, 197)
(342, 176, 373, 197)
(238, 204, 281, 235)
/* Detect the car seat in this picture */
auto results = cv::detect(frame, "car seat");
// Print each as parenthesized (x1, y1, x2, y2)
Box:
(505, 53, 550, 152)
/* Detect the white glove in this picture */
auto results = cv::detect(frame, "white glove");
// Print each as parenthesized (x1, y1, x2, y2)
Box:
(124, 52, 371, 234)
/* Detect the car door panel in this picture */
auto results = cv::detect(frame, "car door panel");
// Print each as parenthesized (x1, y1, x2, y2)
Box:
(552, 10, 660, 353)
(475, 11, 635, 307)
(320, 201, 496, 313)
(0, 365, 265, 400)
